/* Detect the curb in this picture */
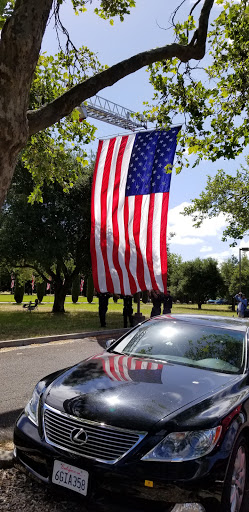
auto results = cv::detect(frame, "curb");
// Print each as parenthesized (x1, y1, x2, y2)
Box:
(0, 450, 14, 469)
(0, 328, 128, 350)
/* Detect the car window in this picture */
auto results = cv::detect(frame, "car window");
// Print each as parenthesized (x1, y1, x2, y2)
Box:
(112, 320, 245, 374)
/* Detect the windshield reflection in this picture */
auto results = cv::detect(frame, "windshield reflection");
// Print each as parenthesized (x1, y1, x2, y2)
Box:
(111, 320, 245, 374)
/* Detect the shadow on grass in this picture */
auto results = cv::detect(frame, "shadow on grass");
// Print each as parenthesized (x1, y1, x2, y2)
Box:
(0, 310, 127, 341)
(0, 303, 235, 341)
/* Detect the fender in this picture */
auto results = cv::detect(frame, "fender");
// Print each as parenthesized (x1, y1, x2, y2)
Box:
(219, 410, 246, 471)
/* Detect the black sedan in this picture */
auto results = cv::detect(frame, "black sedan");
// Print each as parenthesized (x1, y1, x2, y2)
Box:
(14, 314, 249, 512)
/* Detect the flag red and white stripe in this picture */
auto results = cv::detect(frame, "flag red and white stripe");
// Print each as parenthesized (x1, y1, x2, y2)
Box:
(90, 129, 180, 295)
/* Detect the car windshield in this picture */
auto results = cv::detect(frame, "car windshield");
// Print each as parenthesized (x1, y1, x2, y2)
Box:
(112, 319, 245, 374)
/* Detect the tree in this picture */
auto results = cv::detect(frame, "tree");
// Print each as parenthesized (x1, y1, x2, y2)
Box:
(183, 163, 249, 244)
(0, 160, 93, 312)
(72, 274, 80, 304)
(0, 0, 215, 207)
(176, 257, 223, 307)
(220, 256, 249, 301)
(0, 260, 12, 291)
(36, 280, 46, 303)
(23, 51, 99, 202)
(167, 251, 183, 299)
(14, 274, 25, 304)
(87, 273, 94, 304)
(147, 0, 249, 171)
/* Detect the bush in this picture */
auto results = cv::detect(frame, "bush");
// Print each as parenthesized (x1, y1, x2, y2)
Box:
(72, 275, 80, 304)
(14, 277, 25, 304)
(36, 281, 46, 303)
(82, 279, 87, 296)
(87, 274, 94, 303)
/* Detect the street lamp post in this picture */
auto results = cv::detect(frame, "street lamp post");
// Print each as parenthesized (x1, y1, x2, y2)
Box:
(239, 247, 249, 291)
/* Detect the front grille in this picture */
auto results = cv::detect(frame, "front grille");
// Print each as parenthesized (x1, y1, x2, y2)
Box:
(43, 405, 146, 464)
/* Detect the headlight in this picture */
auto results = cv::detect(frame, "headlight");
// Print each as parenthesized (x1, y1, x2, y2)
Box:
(142, 426, 222, 462)
(24, 382, 45, 425)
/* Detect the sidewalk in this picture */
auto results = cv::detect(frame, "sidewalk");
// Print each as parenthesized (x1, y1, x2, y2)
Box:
(0, 327, 128, 468)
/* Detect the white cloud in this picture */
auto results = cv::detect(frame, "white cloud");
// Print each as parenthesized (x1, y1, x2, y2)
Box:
(167, 202, 238, 262)
(171, 236, 204, 246)
(193, 239, 249, 264)
(200, 245, 213, 253)
(168, 202, 228, 239)
(202, 250, 234, 264)
(195, 245, 249, 265)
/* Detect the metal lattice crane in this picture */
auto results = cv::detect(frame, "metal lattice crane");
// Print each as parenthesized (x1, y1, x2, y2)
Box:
(77, 95, 147, 131)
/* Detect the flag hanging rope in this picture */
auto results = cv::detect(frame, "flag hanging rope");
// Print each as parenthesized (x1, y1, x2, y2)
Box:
(90, 127, 180, 295)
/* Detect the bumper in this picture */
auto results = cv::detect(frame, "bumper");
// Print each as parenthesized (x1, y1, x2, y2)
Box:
(14, 413, 227, 511)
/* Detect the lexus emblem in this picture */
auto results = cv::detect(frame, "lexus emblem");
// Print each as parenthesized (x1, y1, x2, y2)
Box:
(70, 427, 88, 445)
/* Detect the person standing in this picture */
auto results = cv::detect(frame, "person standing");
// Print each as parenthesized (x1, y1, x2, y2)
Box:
(97, 292, 110, 327)
(122, 296, 133, 328)
(235, 292, 247, 318)
(150, 290, 162, 317)
(163, 290, 173, 315)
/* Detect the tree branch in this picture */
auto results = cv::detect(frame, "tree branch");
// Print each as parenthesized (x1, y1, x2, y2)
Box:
(27, 0, 214, 136)
(15, 263, 51, 283)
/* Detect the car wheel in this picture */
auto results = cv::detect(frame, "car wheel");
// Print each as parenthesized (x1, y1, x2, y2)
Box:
(222, 434, 248, 512)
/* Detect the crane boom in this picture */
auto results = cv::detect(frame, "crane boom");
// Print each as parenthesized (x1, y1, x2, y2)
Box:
(77, 95, 147, 131)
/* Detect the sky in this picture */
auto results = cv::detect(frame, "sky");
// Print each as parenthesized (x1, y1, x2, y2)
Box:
(42, 0, 249, 264)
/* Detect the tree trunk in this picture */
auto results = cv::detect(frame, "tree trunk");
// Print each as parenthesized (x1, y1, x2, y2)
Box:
(198, 300, 202, 310)
(0, 0, 52, 207)
(52, 282, 68, 313)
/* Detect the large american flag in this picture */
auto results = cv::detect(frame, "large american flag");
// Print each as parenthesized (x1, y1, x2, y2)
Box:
(90, 127, 180, 295)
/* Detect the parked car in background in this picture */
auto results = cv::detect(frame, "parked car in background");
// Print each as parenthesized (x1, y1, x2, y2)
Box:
(215, 299, 229, 305)
(14, 315, 249, 512)
(206, 299, 216, 304)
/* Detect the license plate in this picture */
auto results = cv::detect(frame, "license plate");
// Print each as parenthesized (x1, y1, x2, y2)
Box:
(52, 460, 89, 496)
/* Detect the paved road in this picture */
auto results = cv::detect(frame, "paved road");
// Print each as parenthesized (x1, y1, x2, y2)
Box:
(0, 336, 105, 440)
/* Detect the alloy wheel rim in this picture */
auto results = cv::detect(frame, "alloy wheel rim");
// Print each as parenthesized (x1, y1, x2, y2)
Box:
(230, 445, 246, 512)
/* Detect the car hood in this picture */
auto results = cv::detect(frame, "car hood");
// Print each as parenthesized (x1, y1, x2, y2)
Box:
(44, 352, 239, 431)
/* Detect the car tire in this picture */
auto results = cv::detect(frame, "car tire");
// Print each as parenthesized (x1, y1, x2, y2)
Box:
(221, 434, 248, 512)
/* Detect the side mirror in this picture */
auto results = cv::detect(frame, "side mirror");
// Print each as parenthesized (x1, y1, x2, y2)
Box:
(105, 339, 116, 350)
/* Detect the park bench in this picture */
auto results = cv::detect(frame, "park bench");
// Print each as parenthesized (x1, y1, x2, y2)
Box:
(23, 299, 39, 312)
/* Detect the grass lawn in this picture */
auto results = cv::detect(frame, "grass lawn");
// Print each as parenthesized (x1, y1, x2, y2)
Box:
(0, 293, 238, 341)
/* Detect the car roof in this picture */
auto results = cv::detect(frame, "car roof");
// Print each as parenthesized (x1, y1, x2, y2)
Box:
(149, 314, 248, 333)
